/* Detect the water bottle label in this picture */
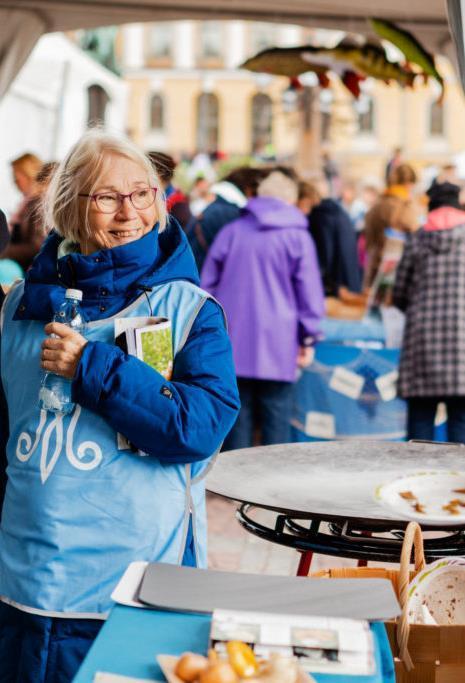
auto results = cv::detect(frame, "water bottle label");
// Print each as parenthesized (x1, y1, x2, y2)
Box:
(38, 386, 65, 413)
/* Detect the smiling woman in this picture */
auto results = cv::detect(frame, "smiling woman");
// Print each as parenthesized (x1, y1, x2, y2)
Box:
(45, 129, 167, 251)
(77, 159, 159, 252)
(0, 129, 240, 682)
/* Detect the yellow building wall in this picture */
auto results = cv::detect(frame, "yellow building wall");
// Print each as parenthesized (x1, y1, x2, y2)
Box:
(125, 55, 465, 183)
(126, 73, 300, 158)
(126, 78, 147, 147)
(163, 79, 199, 153)
(215, 80, 253, 153)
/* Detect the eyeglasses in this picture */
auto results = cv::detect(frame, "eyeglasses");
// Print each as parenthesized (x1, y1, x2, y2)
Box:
(79, 187, 157, 214)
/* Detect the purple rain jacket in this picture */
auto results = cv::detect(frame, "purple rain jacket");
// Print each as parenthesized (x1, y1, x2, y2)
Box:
(201, 196, 325, 382)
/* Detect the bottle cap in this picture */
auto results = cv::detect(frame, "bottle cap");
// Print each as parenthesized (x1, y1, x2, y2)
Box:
(65, 288, 83, 301)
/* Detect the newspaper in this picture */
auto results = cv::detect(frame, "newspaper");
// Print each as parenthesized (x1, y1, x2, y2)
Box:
(210, 609, 375, 676)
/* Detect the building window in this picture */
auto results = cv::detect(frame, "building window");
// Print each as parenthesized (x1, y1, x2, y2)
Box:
(150, 94, 164, 130)
(199, 22, 222, 59)
(319, 89, 333, 142)
(251, 93, 273, 154)
(147, 23, 173, 60)
(429, 100, 444, 136)
(87, 84, 110, 127)
(196, 93, 219, 153)
(357, 95, 375, 134)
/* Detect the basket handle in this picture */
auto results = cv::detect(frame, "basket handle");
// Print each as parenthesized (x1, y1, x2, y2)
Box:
(396, 521, 426, 670)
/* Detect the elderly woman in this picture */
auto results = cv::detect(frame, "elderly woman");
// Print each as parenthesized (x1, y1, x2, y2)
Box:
(0, 130, 239, 681)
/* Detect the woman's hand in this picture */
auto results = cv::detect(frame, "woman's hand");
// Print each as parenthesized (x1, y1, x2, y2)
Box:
(41, 322, 87, 379)
(297, 346, 315, 368)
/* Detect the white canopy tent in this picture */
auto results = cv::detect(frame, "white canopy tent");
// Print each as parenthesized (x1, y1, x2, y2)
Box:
(0, 1, 459, 98)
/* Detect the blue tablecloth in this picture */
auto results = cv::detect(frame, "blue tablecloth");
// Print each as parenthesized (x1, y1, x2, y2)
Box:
(73, 605, 395, 683)
(320, 317, 386, 345)
(291, 343, 407, 441)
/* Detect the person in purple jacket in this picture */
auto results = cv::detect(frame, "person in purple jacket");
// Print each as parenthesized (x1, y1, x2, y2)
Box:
(201, 170, 325, 449)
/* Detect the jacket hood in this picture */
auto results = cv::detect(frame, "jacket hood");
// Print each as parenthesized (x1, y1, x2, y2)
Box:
(416, 220, 465, 257)
(423, 206, 465, 232)
(311, 198, 346, 219)
(14, 219, 199, 321)
(244, 196, 308, 231)
(210, 181, 247, 208)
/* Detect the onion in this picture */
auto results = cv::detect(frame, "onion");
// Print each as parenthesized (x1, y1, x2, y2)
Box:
(199, 661, 239, 683)
(175, 652, 209, 681)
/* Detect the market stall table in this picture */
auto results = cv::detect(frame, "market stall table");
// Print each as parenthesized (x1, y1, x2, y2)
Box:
(206, 441, 465, 575)
(73, 604, 395, 683)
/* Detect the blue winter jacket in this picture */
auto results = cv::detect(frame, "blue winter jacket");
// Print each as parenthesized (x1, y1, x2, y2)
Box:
(0, 220, 239, 495)
(309, 198, 362, 296)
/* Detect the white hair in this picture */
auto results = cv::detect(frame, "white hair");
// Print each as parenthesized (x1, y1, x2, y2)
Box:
(257, 171, 298, 205)
(45, 128, 166, 243)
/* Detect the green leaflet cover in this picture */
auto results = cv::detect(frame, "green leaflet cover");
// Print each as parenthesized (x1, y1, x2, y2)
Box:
(114, 316, 173, 379)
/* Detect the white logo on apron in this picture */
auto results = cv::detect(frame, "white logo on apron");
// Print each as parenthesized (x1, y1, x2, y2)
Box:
(16, 405, 102, 483)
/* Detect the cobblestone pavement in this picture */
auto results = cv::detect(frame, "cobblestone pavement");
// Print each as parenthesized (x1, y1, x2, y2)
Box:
(206, 492, 357, 576)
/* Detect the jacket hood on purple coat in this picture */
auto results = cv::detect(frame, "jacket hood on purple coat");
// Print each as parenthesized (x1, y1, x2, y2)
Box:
(244, 196, 308, 231)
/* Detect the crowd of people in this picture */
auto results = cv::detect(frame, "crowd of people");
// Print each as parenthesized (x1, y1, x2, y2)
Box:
(4, 144, 465, 450)
(186, 151, 465, 446)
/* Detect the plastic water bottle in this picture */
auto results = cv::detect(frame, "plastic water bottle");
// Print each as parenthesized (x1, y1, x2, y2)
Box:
(38, 289, 85, 414)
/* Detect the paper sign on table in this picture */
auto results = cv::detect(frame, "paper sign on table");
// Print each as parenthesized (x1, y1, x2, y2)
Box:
(305, 411, 335, 439)
(329, 367, 364, 399)
(375, 370, 398, 402)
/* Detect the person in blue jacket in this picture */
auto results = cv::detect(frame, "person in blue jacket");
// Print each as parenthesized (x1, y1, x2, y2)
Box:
(0, 129, 240, 682)
(298, 181, 362, 296)
(187, 167, 266, 272)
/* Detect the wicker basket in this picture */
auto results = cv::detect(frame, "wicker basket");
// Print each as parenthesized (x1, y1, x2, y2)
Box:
(311, 522, 465, 683)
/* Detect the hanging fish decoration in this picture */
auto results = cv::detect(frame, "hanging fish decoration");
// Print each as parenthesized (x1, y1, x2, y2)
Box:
(241, 39, 415, 99)
(369, 18, 444, 101)
(340, 71, 365, 98)
(301, 40, 416, 94)
(241, 46, 335, 91)
(241, 46, 367, 98)
(320, 42, 416, 87)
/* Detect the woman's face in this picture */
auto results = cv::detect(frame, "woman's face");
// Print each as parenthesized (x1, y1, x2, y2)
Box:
(80, 154, 158, 254)
(13, 168, 32, 196)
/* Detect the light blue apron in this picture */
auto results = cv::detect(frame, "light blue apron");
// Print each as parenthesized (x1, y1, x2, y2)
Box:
(0, 279, 215, 616)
